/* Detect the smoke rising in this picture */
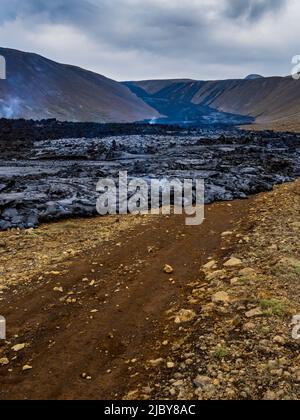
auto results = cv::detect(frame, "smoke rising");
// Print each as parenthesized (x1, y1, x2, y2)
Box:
(0, 97, 22, 119)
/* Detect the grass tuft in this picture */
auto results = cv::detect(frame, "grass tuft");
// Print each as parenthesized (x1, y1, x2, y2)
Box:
(213, 347, 229, 359)
(259, 299, 287, 317)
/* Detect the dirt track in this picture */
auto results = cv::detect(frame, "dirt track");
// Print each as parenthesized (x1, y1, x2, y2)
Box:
(0, 199, 250, 400)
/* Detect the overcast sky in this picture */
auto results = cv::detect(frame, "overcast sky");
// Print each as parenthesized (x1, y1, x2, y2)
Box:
(0, 0, 299, 81)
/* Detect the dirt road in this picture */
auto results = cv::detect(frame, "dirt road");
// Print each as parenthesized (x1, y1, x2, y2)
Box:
(0, 199, 250, 400)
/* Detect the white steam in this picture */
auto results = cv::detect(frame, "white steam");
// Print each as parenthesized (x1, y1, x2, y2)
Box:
(0, 97, 22, 119)
(149, 117, 158, 125)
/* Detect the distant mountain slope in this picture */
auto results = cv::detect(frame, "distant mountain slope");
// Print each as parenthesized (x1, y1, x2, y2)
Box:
(0, 48, 160, 123)
(191, 77, 300, 124)
(127, 76, 300, 130)
(244, 74, 264, 80)
(1, 47, 299, 130)
(124, 80, 254, 126)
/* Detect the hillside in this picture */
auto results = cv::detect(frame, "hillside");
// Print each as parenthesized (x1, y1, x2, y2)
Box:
(127, 76, 300, 131)
(0, 48, 160, 123)
(1, 47, 300, 130)
(192, 77, 300, 128)
(124, 79, 254, 126)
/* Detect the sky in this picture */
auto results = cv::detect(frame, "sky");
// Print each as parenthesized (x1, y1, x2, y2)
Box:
(0, 0, 299, 81)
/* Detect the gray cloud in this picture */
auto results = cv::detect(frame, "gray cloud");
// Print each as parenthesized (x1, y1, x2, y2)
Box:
(0, 0, 96, 24)
(0, 0, 297, 80)
(224, 0, 287, 21)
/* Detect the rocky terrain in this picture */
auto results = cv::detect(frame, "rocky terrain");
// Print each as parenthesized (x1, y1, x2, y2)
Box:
(125, 180, 300, 401)
(0, 127, 300, 230)
(0, 179, 299, 400)
(0, 118, 186, 158)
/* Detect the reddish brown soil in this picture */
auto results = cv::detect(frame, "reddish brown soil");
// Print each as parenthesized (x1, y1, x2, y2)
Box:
(0, 199, 251, 400)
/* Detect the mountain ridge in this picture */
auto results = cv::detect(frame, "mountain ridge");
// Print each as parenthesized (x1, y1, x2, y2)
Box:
(1, 47, 300, 130)
(125, 75, 300, 130)
(0, 47, 160, 123)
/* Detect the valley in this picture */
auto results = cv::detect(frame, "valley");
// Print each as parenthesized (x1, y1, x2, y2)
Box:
(2, 48, 300, 131)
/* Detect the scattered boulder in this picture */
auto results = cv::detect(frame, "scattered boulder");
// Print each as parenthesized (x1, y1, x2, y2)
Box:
(163, 265, 174, 274)
(243, 322, 256, 332)
(224, 257, 242, 268)
(212, 291, 230, 304)
(149, 358, 164, 367)
(221, 231, 233, 237)
(194, 375, 213, 390)
(273, 336, 285, 345)
(230, 277, 240, 286)
(167, 362, 175, 369)
(174, 309, 197, 324)
(22, 365, 33, 372)
(206, 270, 226, 282)
(12, 343, 27, 352)
(239, 268, 257, 277)
(263, 390, 277, 400)
(203, 260, 217, 271)
(245, 307, 263, 318)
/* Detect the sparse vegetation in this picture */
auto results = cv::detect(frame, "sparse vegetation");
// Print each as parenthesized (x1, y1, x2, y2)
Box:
(295, 266, 300, 275)
(259, 299, 287, 317)
(213, 347, 230, 359)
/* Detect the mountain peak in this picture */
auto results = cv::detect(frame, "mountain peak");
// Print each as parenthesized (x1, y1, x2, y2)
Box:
(244, 74, 264, 80)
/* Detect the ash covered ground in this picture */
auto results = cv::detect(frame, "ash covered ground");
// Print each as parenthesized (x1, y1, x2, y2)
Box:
(0, 119, 300, 230)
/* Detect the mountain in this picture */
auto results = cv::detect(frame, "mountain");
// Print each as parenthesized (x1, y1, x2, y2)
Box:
(0, 48, 160, 123)
(244, 74, 264, 80)
(126, 76, 300, 131)
(1, 47, 300, 130)
(123, 79, 254, 126)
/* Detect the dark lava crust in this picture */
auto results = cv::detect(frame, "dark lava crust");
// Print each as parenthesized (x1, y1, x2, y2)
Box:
(0, 119, 300, 230)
